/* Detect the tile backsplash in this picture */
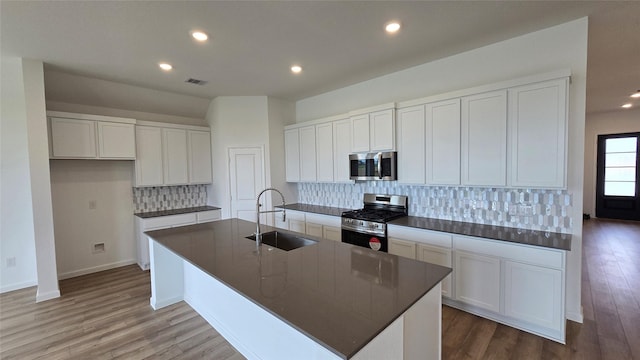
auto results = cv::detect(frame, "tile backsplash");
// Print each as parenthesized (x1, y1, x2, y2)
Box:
(133, 185, 208, 213)
(298, 182, 573, 233)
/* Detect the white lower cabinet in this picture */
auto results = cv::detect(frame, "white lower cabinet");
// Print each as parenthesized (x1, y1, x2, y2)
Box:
(416, 244, 452, 298)
(454, 250, 501, 313)
(305, 222, 324, 237)
(289, 219, 306, 233)
(388, 238, 416, 259)
(135, 209, 221, 270)
(504, 261, 563, 332)
(451, 235, 566, 343)
(323, 226, 342, 242)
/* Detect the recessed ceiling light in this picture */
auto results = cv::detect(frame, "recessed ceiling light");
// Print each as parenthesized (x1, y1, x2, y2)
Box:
(191, 31, 208, 42)
(159, 63, 173, 71)
(291, 65, 302, 74)
(621, 103, 633, 108)
(385, 22, 401, 34)
(631, 90, 640, 98)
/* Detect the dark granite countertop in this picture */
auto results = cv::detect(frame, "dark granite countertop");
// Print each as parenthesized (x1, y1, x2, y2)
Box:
(276, 203, 352, 217)
(389, 216, 571, 251)
(146, 218, 451, 359)
(134, 205, 221, 219)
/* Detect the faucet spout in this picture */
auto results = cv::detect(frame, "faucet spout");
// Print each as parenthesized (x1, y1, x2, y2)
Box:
(255, 188, 287, 247)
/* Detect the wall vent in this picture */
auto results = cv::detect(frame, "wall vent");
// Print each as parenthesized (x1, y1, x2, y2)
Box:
(185, 78, 208, 86)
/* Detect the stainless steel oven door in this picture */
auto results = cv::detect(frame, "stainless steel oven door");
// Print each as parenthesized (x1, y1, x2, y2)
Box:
(341, 228, 388, 252)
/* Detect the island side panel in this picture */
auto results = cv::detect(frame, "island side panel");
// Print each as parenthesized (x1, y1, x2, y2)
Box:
(149, 239, 184, 310)
(182, 260, 343, 360)
(404, 282, 442, 360)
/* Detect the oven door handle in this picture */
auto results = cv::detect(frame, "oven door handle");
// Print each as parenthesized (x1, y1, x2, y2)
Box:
(342, 224, 385, 237)
(377, 152, 383, 179)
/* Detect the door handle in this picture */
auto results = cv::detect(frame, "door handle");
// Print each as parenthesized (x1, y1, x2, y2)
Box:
(377, 153, 383, 179)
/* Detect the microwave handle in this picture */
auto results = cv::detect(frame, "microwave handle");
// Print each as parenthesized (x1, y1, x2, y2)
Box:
(377, 152, 382, 179)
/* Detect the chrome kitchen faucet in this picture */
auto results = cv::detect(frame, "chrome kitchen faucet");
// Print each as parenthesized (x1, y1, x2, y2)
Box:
(255, 188, 286, 247)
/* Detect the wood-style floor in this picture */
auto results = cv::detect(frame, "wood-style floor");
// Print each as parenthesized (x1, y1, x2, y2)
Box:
(1, 218, 639, 359)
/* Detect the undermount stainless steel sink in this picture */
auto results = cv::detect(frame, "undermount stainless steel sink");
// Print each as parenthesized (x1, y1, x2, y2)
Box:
(246, 231, 317, 251)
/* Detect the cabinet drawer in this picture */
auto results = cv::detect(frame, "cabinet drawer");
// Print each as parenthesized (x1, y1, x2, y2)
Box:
(143, 213, 197, 230)
(387, 225, 452, 248)
(454, 235, 564, 269)
(305, 213, 341, 227)
(197, 210, 221, 223)
(285, 210, 306, 221)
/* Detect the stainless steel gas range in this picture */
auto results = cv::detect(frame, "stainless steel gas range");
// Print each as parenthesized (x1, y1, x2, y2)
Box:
(341, 193, 408, 252)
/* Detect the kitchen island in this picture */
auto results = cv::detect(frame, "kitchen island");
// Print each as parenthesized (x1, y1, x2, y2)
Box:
(146, 218, 451, 359)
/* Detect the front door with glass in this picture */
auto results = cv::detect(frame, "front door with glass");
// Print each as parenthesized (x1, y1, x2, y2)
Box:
(596, 132, 640, 221)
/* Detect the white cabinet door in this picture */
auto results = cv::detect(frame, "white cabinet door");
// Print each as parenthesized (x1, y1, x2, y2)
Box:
(397, 105, 425, 184)
(135, 126, 164, 186)
(299, 126, 317, 182)
(504, 261, 563, 331)
(333, 118, 352, 183)
(50, 117, 97, 158)
(351, 114, 370, 153)
(97, 122, 135, 159)
(196, 210, 221, 223)
(508, 78, 568, 188)
(388, 238, 416, 259)
(417, 244, 452, 298)
(289, 219, 306, 233)
(370, 109, 395, 151)
(454, 250, 501, 313)
(306, 222, 324, 237)
(284, 128, 301, 182)
(163, 128, 189, 185)
(461, 90, 507, 186)
(188, 130, 213, 184)
(315, 123, 334, 182)
(323, 226, 342, 242)
(426, 99, 461, 185)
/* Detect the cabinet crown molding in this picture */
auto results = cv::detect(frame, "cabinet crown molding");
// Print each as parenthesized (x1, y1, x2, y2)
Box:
(136, 120, 210, 131)
(47, 111, 136, 125)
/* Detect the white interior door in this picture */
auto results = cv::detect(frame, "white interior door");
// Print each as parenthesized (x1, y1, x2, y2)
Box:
(229, 147, 265, 223)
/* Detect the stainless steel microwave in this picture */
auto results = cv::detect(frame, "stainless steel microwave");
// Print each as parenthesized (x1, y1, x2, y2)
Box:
(349, 152, 397, 181)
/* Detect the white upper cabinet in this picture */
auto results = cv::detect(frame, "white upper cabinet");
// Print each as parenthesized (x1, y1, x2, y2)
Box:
(397, 105, 426, 184)
(135, 126, 164, 186)
(299, 125, 317, 182)
(188, 130, 213, 184)
(333, 118, 352, 183)
(508, 78, 568, 188)
(370, 109, 395, 151)
(461, 90, 508, 186)
(426, 99, 461, 185)
(350, 108, 395, 153)
(48, 112, 135, 160)
(350, 113, 370, 153)
(163, 128, 189, 185)
(50, 117, 97, 158)
(134, 122, 212, 187)
(97, 122, 136, 159)
(284, 128, 301, 182)
(315, 122, 334, 182)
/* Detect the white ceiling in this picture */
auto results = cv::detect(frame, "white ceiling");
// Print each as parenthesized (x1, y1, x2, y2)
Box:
(1, 1, 638, 119)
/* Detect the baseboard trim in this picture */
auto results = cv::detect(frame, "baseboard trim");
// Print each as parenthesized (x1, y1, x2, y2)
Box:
(36, 289, 61, 302)
(57, 259, 137, 280)
(566, 306, 584, 323)
(0, 280, 38, 294)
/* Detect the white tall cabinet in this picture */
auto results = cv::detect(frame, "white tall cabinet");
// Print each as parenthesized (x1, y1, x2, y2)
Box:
(461, 90, 508, 186)
(351, 108, 395, 153)
(426, 99, 461, 185)
(315, 123, 334, 182)
(284, 128, 301, 182)
(397, 106, 425, 184)
(135, 126, 164, 186)
(508, 78, 568, 188)
(188, 130, 213, 184)
(333, 119, 352, 183)
(299, 126, 317, 182)
(163, 128, 189, 185)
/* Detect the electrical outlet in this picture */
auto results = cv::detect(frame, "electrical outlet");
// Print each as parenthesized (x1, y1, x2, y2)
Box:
(6, 257, 16, 268)
(89, 200, 97, 210)
(92, 243, 105, 253)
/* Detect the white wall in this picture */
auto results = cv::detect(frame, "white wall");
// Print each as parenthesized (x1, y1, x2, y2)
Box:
(50, 160, 136, 279)
(267, 98, 298, 207)
(584, 108, 640, 217)
(44, 70, 211, 121)
(206, 96, 296, 220)
(47, 100, 206, 127)
(0, 57, 38, 293)
(22, 59, 61, 301)
(295, 18, 588, 323)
